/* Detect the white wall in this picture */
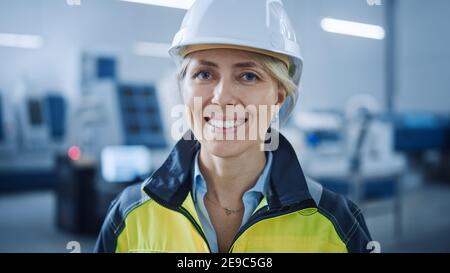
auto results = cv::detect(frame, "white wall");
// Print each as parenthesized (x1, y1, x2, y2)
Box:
(395, 0, 450, 114)
(284, 0, 386, 114)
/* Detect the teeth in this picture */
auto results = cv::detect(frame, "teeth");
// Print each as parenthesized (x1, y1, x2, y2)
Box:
(208, 119, 245, 129)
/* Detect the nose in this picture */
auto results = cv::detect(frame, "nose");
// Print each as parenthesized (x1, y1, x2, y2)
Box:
(211, 78, 239, 106)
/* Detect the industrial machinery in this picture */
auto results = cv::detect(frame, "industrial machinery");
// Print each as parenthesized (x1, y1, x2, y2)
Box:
(56, 53, 179, 235)
(394, 113, 450, 184)
(0, 86, 67, 192)
(294, 95, 407, 236)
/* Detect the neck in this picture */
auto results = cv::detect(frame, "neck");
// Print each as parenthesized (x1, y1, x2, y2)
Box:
(198, 146, 266, 207)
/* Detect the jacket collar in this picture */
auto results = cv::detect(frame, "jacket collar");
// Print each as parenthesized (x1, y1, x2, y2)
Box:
(142, 130, 314, 210)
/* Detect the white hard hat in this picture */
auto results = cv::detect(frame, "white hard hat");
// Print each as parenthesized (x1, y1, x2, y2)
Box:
(169, 0, 303, 119)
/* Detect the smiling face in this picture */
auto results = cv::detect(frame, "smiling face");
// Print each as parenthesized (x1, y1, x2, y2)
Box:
(180, 48, 286, 158)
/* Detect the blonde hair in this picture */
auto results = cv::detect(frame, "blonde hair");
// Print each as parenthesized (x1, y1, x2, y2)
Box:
(177, 50, 298, 123)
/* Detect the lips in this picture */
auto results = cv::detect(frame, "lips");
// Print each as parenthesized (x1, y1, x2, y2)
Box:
(204, 117, 248, 130)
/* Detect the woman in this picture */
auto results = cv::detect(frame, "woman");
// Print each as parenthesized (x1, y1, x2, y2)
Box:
(95, 0, 372, 253)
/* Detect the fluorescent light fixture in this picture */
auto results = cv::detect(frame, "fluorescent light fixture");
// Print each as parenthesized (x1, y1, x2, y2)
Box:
(133, 42, 171, 58)
(321, 18, 385, 40)
(0, 33, 44, 49)
(120, 0, 195, 10)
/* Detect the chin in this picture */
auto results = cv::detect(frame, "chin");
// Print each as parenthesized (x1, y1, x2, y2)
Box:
(202, 140, 252, 159)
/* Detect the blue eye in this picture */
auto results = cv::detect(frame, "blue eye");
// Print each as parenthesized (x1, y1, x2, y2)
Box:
(195, 71, 212, 80)
(241, 72, 259, 82)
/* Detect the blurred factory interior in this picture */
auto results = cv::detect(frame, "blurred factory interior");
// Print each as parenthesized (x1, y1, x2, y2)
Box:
(1, 0, 450, 253)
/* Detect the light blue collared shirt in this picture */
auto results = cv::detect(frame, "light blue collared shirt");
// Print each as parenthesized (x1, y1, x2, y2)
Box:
(192, 150, 273, 253)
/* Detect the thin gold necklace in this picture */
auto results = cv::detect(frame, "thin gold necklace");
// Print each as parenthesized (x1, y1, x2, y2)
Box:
(204, 195, 243, 216)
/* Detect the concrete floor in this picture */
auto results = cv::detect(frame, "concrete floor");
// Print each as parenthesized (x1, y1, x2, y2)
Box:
(0, 191, 96, 253)
(365, 183, 450, 253)
(1, 184, 450, 253)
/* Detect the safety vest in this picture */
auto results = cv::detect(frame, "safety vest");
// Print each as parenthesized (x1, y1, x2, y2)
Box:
(95, 131, 372, 253)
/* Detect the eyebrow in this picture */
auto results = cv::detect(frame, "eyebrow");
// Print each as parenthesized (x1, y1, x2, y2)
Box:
(198, 60, 219, 68)
(196, 60, 260, 69)
(232, 62, 259, 69)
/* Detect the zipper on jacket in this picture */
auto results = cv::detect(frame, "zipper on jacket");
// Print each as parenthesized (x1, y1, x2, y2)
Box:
(177, 206, 212, 253)
(227, 199, 316, 253)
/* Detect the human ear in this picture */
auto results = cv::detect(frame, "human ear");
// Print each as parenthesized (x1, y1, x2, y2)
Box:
(276, 84, 287, 107)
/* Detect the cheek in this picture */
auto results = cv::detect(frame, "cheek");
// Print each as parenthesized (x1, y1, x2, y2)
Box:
(180, 80, 194, 104)
(243, 86, 279, 111)
(182, 82, 204, 106)
(180, 83, 196, 128)
(250, 87, 280, 129)
(182, 84, 212, 123)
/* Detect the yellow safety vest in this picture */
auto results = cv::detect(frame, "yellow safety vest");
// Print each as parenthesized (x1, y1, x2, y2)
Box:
(95, 131, 372, 253)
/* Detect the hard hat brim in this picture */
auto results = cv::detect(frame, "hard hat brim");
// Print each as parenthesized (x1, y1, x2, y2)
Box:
(179, 43, 291, 70)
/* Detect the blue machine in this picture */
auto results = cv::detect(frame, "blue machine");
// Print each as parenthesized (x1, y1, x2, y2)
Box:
(45, 95, 66, 141)
(96, 57, 117, 80)
(117, 84, 167, 148)
(0, 94, 4, 142)
(393, 113, 450, 184)
(81, 53, 117, 88)
(0, 93, 67, 192)
(394, 113, 450, 152)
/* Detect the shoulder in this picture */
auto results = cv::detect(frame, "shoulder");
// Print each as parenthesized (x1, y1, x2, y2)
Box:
(305, 177, 373, 253)
(94, 182, 151, 252)
(106, 183, 151, 234)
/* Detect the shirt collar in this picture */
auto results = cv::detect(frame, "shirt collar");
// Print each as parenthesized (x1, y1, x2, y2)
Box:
(192, 151, 204, 203)
(192, 150, 273, 203)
